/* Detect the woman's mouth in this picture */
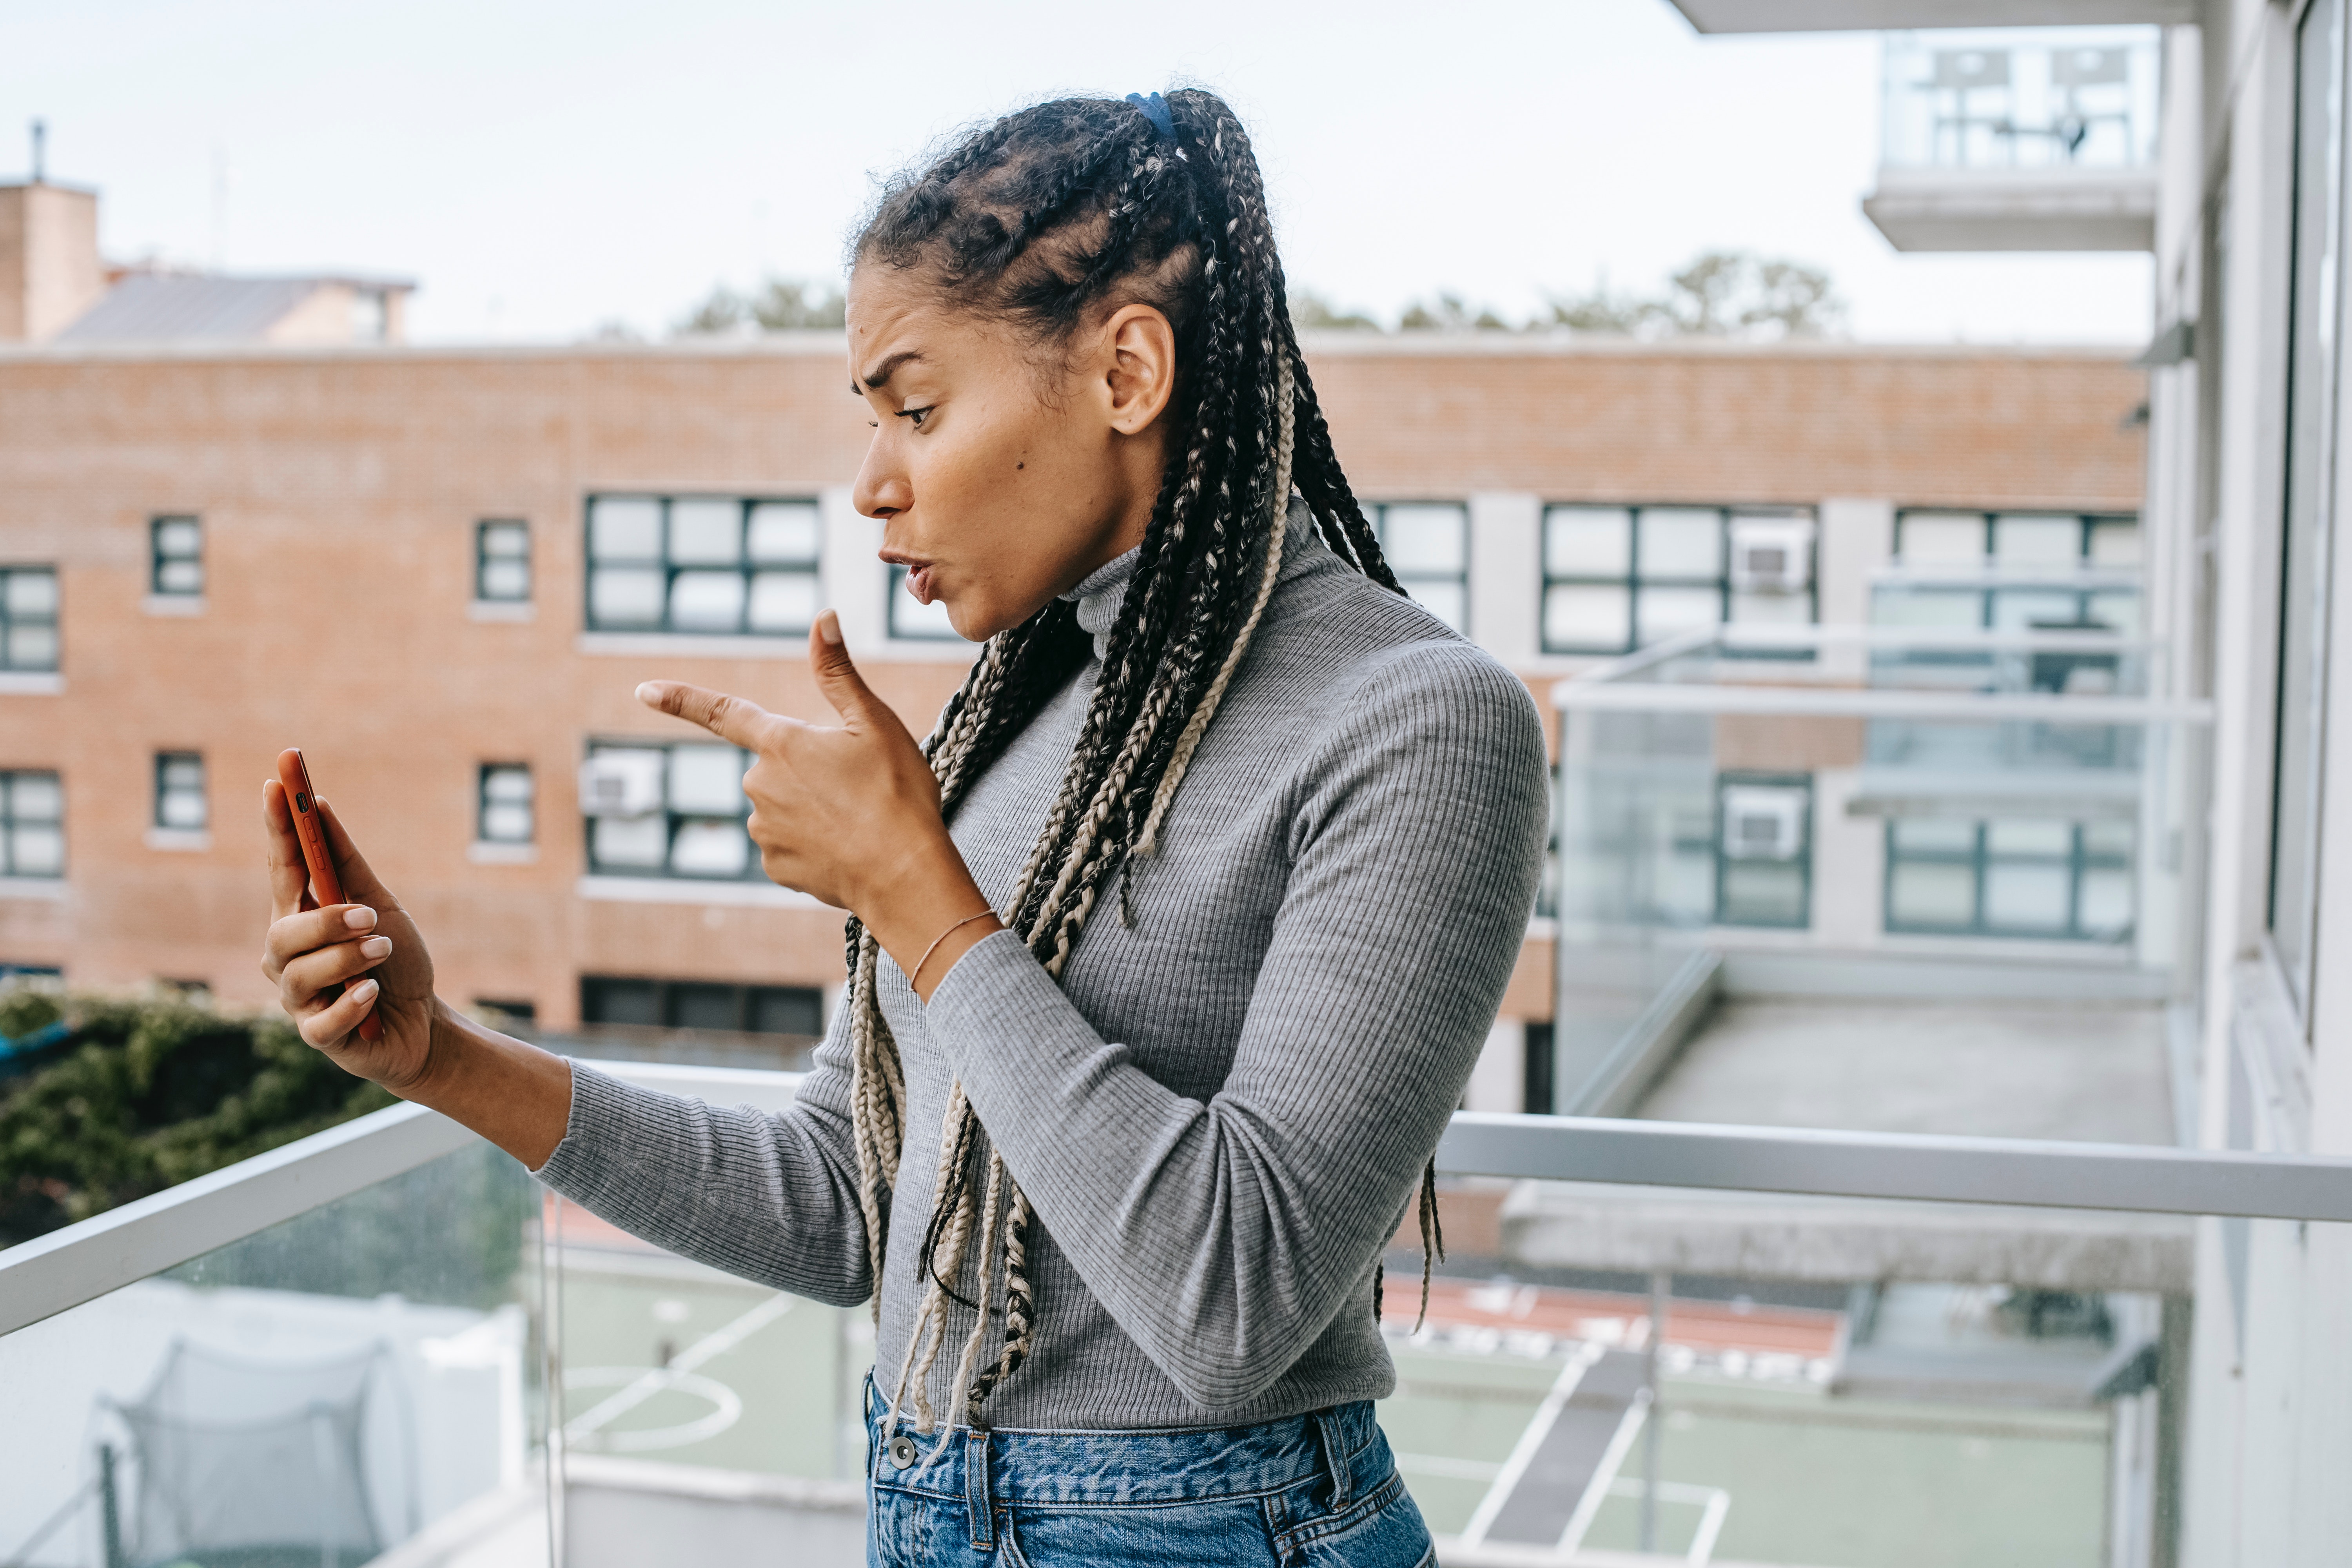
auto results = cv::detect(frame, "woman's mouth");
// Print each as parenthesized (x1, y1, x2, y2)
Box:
(907, 564, 936, 604)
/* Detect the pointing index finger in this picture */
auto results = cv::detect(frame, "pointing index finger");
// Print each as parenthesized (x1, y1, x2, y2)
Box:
(637, 681, 787, 750)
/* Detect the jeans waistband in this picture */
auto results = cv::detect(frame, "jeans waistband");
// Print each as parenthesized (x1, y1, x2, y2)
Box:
(863, 1376, 1385, 1506)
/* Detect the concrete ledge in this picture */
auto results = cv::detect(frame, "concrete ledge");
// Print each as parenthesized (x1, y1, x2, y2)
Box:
(1501, 1179, 2193, 1292)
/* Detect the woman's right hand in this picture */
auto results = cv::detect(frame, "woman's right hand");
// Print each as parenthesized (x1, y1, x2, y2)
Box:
(261, 779, 439, 1094)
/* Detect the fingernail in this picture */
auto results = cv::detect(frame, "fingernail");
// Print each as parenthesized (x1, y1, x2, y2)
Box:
(636, 681, 662, 704)
(352, 978, 380, 1002)
(343, 907, 376, 930)
(359, 936, 393, 960)
(818, 609, 844, 647)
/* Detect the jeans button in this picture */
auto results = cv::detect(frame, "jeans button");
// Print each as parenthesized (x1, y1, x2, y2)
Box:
(888, 1434, 919, 1469)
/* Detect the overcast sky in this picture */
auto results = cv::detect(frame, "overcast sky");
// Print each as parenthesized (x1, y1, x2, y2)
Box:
(0, 0, 2155, 345)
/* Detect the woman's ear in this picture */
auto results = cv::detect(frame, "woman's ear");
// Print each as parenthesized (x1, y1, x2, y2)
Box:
(1102, 304, 1177, 436)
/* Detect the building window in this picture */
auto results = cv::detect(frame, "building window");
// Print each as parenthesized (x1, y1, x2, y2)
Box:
(584, 495, 820, 635)
(1884, 818, 2134, 942)
(580, 740, 763, 880)
(579, 975, 823, 1037)
(151, 517, 203, 597)
(479, 764, 534, 844)
(0, 566, 58, 671)
(1541, 505, 1816, 655)
(2272, 0, 2344, 1016)
(1879, 511, 2142, 635)
(0, 771, 64, 879)
(476, 520, 531, 603)
(154, 752, 207, 831)
(889, 564, 968, 641)
(1715, 773, 1812, 928)
(1369, 502, 1470, 634)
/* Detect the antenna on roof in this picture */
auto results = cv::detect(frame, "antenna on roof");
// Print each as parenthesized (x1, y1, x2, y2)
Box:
(30, 120, 44, 184)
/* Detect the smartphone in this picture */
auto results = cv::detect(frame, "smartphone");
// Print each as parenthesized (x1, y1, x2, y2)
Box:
(275, 748, 383, 1041)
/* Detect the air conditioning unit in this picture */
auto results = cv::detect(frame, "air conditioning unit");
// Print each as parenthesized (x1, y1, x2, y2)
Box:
(1729, 515, 1816, 593)
(1721, 785, 1808, 861)
(578, 750, 666, 818)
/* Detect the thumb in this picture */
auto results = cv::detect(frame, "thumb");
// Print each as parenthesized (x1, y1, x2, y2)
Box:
(810, 609, 884, 727)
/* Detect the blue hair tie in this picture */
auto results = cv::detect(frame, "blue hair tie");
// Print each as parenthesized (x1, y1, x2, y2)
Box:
(1124, 91, 1177, 145)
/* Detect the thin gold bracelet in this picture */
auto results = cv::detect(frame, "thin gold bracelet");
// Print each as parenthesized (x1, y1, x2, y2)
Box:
(909, 909, 998, 992)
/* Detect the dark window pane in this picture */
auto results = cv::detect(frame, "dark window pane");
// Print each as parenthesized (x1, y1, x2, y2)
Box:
(667, 982, 741, 1031)
(748, 986, 823, 1037)
(580, 977, 661, 1027)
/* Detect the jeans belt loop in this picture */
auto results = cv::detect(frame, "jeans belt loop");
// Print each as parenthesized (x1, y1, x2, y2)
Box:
(1312, 1408, 1353, 1512)
(965, 1428, 996, 1550)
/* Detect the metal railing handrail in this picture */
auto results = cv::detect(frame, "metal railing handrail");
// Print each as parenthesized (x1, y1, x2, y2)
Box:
(8, 1060, 2351, 1343)
(1553, 681, 2211, 724)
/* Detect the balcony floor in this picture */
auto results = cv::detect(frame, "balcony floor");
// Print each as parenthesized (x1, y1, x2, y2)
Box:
(1634, 996, 2175, 1145)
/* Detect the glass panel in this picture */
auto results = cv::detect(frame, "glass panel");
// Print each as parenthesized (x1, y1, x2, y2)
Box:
(480, 522, 528, 559)
(5, 568, 58, 615)
(1892, 818, 1976, 854)
(748, 571, 819, 634)
(478, 559, 529, 601)
(154, 559, 202, 595)
(2085, 589, 2143, 636)
(0, 1145, 546, 1568)
(1991, 514, 2085, 566)
(1728, 591, 1811, 626)
(1381, 504, 1467, 574)
(1896, 513, 1985, 564)
(1635, 586, 1721, 644)
(2079, 867, 2135, 936)
(748, 502, 822, 564)
(159, 757, 202, 791)
(1638, 509, 1723, 577)
(589, 568, 665, 627)
(2087, 518, 2141, 565)
(11, 773, 61, 820)
(668, 746, 745, 816)
(484, 768, 532, 803)
(1986, 820, 2072, 856)
(1545, 507, 1632, 575)
(1544, 584, 1631, 651)
(158, 791, 207, 829)
(1405, 580, 1467, 634)
(7, 624, 58, 669)
(1720, 860, 1806, 926)
(1989, 590, 2085, 631)
(670, 819, 752, 877)
(1871, 586, 1985, 627)
(481, 802, 533, 843)
(589, 497, 662, 561)
(592, 814, 669, 868)
(2083, 820, 2135, 856)
(154, 518, 201, 558)
(1889, 861, 1977, 926)
(1984, 862, 2073, 930)
(668, 499, 742, 566)
(10, 822, 65, 875)
(669, 570, 747, 632)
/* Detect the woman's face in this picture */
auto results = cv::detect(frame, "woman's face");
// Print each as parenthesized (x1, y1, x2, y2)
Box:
(848, 265, 1175, 642)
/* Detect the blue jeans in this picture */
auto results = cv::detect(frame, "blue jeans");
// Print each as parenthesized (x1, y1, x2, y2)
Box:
(862, 1379, 1436, 1566)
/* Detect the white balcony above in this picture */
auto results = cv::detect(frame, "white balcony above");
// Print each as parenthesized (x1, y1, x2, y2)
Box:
(1864, 29, 2161, 252)
(1669, 0, 2193, 32)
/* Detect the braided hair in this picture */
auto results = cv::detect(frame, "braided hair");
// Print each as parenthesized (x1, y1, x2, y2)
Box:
(846, 88, 1441, 1431)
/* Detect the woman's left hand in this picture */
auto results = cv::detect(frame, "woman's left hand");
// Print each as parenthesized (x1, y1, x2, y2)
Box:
(636, 609, 999, 993)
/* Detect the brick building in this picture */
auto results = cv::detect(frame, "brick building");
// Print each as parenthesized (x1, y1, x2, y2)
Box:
(0, 327, 2146, 1089)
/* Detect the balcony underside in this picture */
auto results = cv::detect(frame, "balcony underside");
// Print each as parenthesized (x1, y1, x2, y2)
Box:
(1864, 167, 2158, 252)
(1669, 0, 2194, 32)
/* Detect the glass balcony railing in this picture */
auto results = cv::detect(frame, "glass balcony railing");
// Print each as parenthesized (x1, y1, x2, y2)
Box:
(1550, 625, 2201, 1127)
(7, 1061, 2352, 1568)
(1880, 28, 2161, 174)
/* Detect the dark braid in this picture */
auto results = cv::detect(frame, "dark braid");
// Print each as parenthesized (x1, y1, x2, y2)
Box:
(848, 89, 1434, 1432)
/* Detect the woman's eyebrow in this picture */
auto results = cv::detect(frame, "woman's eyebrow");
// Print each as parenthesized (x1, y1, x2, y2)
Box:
(855, 350, 926, 394)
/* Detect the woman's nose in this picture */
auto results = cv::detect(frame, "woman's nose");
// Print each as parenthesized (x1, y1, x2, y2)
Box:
(853, 448, 912, 521)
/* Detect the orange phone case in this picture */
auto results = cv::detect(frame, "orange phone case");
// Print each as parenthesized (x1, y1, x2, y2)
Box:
(275, 748, 383, 1040)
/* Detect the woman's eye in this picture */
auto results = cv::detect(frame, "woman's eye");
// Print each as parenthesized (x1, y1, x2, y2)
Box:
(897, 405, 935, 429)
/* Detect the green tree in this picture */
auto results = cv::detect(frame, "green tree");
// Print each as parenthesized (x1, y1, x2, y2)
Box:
(0, 991, 395, 1246)
(673, 276, 848, 337)
(1289, 290, 1382, 331)
(1398, 291, 1514, 332)
(1544, 250, 1844, 340)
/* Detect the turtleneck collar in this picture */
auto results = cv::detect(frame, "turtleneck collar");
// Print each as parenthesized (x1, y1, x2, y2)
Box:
(1064, 497, 1319, 660)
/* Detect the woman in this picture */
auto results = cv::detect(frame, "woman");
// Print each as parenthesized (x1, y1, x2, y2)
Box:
(263, 88, 1547, 1567)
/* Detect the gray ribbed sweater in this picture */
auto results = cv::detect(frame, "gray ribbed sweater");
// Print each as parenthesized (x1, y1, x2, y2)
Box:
(536, 502, 1550, 1430)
